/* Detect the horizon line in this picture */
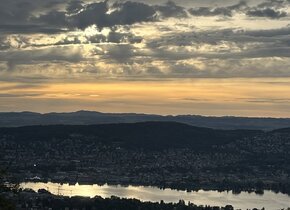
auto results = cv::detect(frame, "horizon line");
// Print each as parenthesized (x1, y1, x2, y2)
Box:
(0, 110, 289, 120)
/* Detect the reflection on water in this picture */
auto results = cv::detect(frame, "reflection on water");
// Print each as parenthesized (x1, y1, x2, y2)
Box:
(20, 182, 290, 210)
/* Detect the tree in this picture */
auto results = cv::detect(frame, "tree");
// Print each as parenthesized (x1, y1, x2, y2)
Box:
(0, 167, 16, 210)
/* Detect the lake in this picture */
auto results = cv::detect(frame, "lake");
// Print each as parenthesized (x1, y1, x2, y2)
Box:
(20, 182, 290, 210)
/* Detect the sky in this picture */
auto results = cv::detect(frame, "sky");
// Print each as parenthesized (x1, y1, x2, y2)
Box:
(1, 0, 290, 117)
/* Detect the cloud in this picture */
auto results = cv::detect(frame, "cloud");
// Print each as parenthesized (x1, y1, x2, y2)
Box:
(0, 93, 42, 98)
(0, 0, 289, 36)
(245, 0, 289, 19)
(93, 44, 138, 63)
(246, 8, 287, 19)
(108, 1, 157, 26)
(33, 1, 188, 30)
(32, 11, 68, 27)
(0, 0, 34, 25)
(146, 26, 290, 58)
(187, 0, 289, 19)
(253, 0, 290, 9)
(66, 0, 83, 14)
(0, 25, 67, 34)
(1, 0, 290, 80)
(0, 26, 143, 52)
(0, 0, 68, 32)
(0, 46, 83, 70)
(34, 1, 157, 30)
(105, 30, 143, 44)
(154, 1, 188, 18)
(68, 1, 109, 29)
(244, 27, 290, 37)
(238, 97, 290, 104)
(0, 36, 10, 50)
(0, 0, 70, 34)
(57, 30, 143, 45)
(188, 1, 247, 17)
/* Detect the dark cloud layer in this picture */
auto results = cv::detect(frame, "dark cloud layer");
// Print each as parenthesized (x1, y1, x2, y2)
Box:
(0, 0, 290, 79)
(188, 1, 247, 17)
(34, 1, 186, 30)
(245, 0, 289, 18)
(0, 0, 289, 35)
(188, 0, 289, 19)
(247, 8, 287, 19)
(154, 1, 187, 18)
(0, 25, 67, 34)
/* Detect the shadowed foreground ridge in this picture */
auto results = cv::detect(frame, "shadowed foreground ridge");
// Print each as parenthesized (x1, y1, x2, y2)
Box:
(0, 122, 261, 150)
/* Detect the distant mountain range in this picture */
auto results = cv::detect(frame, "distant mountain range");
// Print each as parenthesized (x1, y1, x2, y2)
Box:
(0, 122, 262, 150)
(1, 110, 290, 130)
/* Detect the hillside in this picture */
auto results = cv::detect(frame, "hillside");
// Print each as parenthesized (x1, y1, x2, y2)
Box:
(1, 122, 290, 194)
(0, 122, 262, 150)
(1, 111, 290, 130)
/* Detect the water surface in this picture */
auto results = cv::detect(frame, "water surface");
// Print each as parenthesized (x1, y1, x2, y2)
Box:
(21, 182, 290, 210)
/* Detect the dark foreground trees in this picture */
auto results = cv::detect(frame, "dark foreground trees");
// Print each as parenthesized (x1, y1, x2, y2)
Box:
(10, 192, 237, 210)
(0, 168, 15, 210)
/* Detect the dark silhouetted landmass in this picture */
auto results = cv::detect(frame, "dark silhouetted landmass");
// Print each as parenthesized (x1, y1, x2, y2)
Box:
(1, 122, 290, 194)
(0, 122, 261, 150)
(0, 190, 239, 210)
(1, 111, 290, 130)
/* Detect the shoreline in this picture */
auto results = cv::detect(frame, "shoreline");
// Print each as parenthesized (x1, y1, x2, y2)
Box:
(20, 178, 290, 197)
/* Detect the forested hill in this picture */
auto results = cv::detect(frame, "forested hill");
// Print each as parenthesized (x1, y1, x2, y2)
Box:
(0, 122, 262, 150)
(1, 111, 290, 130)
